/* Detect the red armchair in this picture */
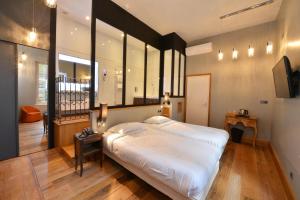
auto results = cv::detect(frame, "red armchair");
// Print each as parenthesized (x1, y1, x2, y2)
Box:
(21, 106, 42, 123)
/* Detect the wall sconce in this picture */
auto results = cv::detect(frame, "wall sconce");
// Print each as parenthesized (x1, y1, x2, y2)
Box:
(232, 48, 238, 60)
(218, 50, 224, 61)
(97, 103, 108, 128)
(266, 42, 273, 54)
(248, 45, 254, 57)
(21, 52, 28, 61)
(162, 92, 171, 105)
(45, 0, 57, 8)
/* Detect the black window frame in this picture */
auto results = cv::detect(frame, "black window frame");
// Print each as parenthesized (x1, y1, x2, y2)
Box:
(91, 19, 162, 110)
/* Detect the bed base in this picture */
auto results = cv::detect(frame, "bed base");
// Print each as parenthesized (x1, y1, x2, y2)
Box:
(104, 149, 219, 200)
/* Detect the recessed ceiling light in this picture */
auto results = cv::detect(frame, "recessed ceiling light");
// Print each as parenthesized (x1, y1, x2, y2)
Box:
(85, 16, 90, 21)
(70, 31, 74, 35)
(74, 27, 78, 31)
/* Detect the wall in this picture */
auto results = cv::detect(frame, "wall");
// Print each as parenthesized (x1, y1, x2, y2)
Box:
(187, 22, 278, 140)
(271, 0, 300, 198)
(18, 45, 48, 116)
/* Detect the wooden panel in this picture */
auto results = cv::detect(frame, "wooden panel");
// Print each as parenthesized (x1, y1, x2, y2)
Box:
(54, 119, 90, 148)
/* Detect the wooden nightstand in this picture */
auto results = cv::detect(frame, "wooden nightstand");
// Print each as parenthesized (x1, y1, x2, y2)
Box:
(74, 133, 103, 176)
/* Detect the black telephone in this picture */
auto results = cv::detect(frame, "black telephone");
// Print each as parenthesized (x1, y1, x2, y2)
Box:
(78, 128, 94, 138)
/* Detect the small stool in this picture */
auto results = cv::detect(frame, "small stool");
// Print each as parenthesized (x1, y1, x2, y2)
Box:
(74, 133, 103, 176)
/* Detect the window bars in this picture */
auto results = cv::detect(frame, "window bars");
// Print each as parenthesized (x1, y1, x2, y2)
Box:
(55, 76, 90, 122)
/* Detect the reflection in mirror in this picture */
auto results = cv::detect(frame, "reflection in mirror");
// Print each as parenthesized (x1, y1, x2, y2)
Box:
(146, 45, 160, 104)
(173, 51, 179, 96)
(17, 44, 48, 156)
(126, 35, 145, 105)
(164, 50, 172, 95)
(95, 19, 124, 107)
(180, 54, 185, 96)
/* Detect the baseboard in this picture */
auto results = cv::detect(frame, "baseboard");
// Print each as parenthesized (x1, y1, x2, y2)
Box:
(268, 143, 297, 200)
(241, 136, 269, 147)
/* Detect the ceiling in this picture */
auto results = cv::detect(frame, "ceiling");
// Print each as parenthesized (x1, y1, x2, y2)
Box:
(112, 0, 282, 43)
(57, 0, 283, 43)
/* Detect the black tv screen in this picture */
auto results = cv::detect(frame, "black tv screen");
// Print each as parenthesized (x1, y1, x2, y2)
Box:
(272, 56, 295, 98)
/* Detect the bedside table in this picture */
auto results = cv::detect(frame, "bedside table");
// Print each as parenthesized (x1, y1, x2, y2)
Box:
(74, 133, 103, 176)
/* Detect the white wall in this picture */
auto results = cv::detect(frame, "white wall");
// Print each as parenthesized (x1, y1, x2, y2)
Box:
(271, 0, 300, 197)
(187, 22, 277, 140)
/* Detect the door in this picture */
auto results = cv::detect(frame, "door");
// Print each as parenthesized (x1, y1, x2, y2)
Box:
(185, 74, 211, 126)
(0, 41, 18, 160)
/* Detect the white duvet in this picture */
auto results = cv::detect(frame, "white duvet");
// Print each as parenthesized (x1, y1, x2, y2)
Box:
(104, 126, 224, 198)
(147, 120, 229, 150)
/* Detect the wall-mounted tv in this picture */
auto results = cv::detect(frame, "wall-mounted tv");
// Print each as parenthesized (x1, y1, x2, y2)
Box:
(272, 56, 295, 98)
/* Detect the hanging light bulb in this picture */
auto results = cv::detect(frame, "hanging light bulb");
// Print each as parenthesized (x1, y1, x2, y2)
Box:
(45, 0, 57, 8)
(28, 27, 37, 43)
(232, 48, 238, 60)
(218, 50, 224, 61)
(27, 0, 38, 43)
(266, 42, 273, 54)
(248, 45, 254, 57)
(21, 52, 28, 61)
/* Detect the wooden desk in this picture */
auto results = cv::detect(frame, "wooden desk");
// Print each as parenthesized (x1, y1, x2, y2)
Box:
(224, 115, 258, 147)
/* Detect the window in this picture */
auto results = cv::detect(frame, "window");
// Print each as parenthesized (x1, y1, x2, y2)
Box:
(180, 54, 185, 96)
(95, 19, 124, 107)
(126, 35, 145, 105)
(36, 63, 48, 105)
(146, 45, 160, 103)
(173, 51, 180, 96)
(92, 19, 162, 108)
(163, 50, 172, 94)
(163, 50, 186, 97)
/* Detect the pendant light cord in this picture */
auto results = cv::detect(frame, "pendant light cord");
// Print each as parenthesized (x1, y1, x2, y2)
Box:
(32, 0, 35, 28)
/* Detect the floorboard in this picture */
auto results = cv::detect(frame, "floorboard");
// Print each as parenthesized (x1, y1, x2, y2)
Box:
(0, 142, 289, 200)
(19, 121, 48, 156)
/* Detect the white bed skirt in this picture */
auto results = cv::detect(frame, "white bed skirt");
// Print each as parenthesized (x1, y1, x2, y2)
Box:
(104, 149, 219, 200)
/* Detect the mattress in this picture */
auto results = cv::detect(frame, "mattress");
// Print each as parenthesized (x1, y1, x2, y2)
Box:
(146, 120, 229, 150)
(103, 126, 223, 199)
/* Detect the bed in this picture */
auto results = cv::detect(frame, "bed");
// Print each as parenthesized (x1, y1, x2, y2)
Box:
(103, 116, 229, 200)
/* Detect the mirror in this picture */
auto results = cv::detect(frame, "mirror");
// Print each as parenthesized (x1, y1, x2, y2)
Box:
(17, 44, 48, 156)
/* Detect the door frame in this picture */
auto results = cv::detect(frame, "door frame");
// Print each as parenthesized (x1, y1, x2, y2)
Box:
(184, 73, 211, 126)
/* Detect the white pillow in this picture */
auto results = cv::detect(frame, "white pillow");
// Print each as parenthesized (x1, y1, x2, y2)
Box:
(107, 122, 145, 134)
(144, 116, 171, 124)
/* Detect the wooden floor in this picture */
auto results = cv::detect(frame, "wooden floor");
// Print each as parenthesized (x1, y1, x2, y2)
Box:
(19, 121, 48, 156)
(0, 142, 288, 200)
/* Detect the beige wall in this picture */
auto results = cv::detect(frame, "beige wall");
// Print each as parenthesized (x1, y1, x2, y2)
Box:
(187, 22, 277, 140)
(271, 0, 300, 198)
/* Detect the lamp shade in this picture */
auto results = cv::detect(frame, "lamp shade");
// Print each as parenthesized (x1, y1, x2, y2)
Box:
(163, 92, 171, 105)
(99, 103, 108, 123)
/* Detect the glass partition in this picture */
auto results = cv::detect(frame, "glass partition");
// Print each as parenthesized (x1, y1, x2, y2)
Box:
(163, 50, 172, 94)
(180, 54, 185, 96)
(126, 35, 145, 105)
(146, 45, 160, 103)
(173, 51, 179, 96)
(95, 19, 124, 107)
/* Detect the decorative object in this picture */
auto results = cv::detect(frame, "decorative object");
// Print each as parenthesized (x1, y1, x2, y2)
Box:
(45, 0, 57, 8)
(97, 103, 108, 128)
(232, 48, 238, 60)
(266, 42, 273, 54)
(218, 50, 224, 61)
(248, 45, 254, 57)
